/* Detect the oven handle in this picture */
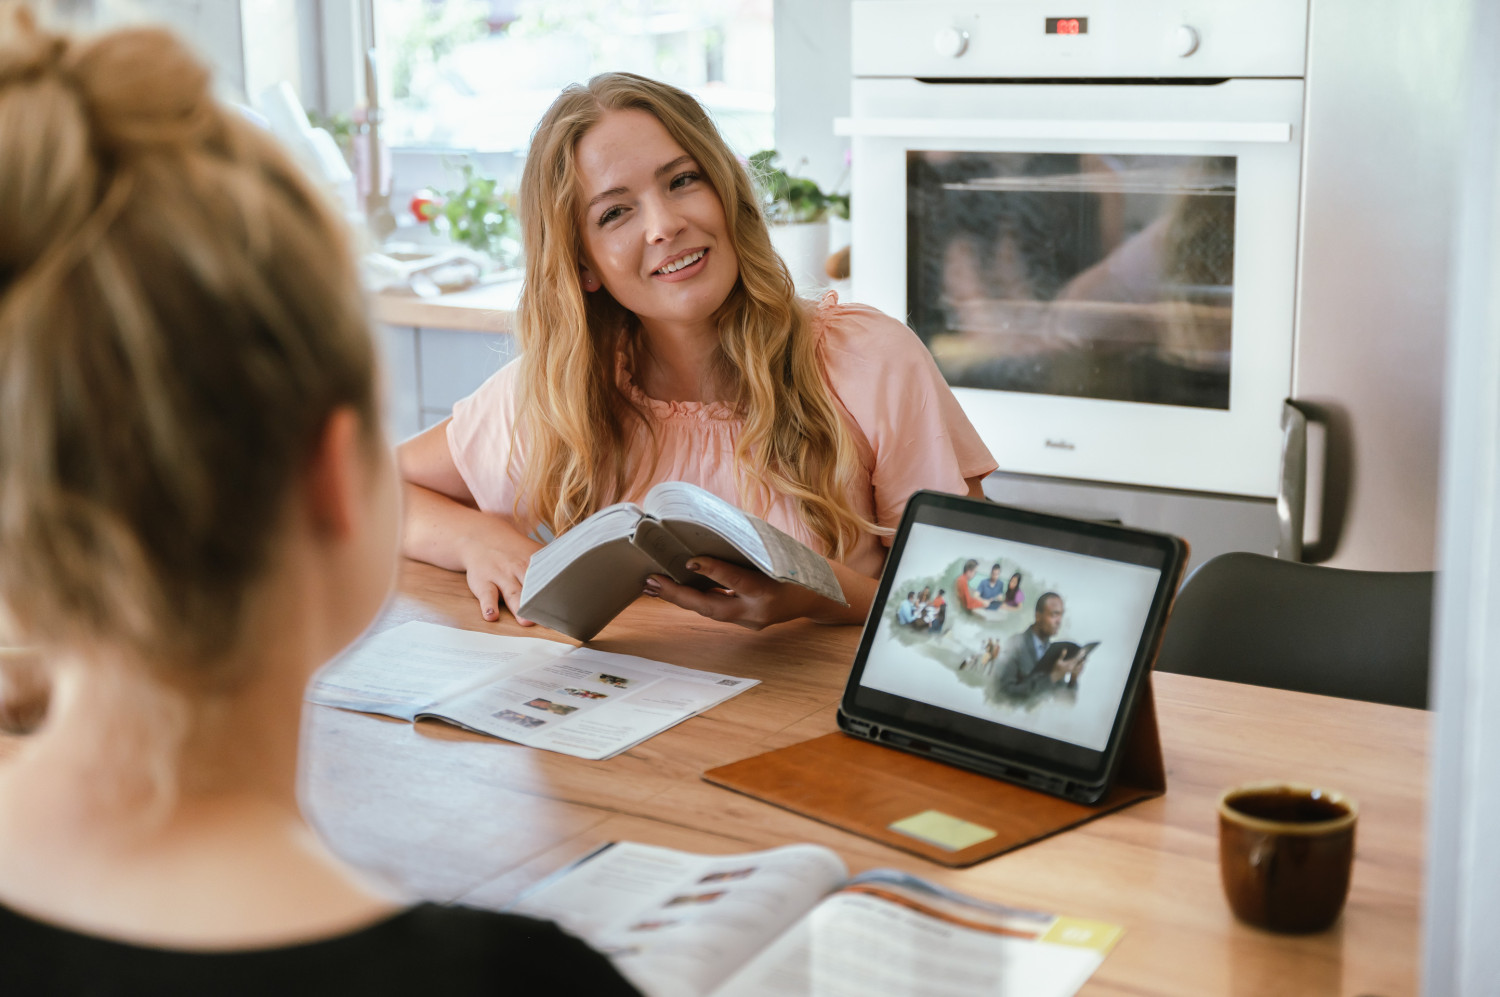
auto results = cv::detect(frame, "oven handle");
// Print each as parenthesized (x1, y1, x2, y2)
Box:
(833, 117, 1291, 143)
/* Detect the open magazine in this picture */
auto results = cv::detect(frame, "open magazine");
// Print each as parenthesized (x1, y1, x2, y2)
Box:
(307, 622, 757, 760)
(507, 841, 1122, 997)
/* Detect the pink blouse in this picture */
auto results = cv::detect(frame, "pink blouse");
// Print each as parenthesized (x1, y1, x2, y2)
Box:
(447, 293, 997, 578)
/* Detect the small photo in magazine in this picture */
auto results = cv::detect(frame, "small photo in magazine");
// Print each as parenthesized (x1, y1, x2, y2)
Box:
(493, 709, 547, 729)
(663, 890, 726, 908)
(525, 697, 579, 716)
(698, 867, 757, 885)
(561, 687, 610, 700)
(626, 920, 678, 933)
(595, 673, 632, 688)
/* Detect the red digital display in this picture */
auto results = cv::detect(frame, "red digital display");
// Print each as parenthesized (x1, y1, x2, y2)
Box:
(1046, 17, 1088, 34)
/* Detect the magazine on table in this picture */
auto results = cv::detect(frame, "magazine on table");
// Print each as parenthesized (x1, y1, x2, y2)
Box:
(307, 622, 758, 760)
(506, 840, 1122, 997)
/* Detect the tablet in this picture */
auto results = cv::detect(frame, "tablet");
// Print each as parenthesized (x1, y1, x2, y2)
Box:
(838, 491, 1187, 805)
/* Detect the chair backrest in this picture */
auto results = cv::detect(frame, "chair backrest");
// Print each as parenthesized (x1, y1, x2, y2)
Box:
(1153, 552, 1433, 709)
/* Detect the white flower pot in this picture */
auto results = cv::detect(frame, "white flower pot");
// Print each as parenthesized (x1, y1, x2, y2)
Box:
(768, 221, 831, 295)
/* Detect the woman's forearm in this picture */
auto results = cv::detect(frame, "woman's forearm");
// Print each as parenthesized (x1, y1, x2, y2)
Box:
(809, 558, 881, 627)
(400, 482, 520, 572)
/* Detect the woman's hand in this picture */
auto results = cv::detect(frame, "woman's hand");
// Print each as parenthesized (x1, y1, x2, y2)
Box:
(462, 522, 543, 625)
(396, 419, 541, 625)
(644, 556, 876, 629)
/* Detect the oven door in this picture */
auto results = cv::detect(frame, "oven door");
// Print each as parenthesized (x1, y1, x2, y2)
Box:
(841, 78, 1304, 498)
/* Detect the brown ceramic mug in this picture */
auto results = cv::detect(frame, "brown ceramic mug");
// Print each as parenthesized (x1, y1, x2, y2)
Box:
(1218, 781, 1357, 933)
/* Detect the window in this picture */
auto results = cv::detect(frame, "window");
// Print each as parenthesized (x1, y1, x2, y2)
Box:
(371, 0, 774, 157)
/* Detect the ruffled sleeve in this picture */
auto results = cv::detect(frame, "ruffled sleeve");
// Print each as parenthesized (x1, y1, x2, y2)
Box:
(814, 294, 998, 537)
(446, 358, 530, 526)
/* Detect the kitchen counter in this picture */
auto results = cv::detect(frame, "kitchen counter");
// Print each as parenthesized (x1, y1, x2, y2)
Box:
(372, 276, 522, 333)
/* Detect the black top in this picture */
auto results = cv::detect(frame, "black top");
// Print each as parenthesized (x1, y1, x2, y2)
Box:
(1, 901, 642, 996)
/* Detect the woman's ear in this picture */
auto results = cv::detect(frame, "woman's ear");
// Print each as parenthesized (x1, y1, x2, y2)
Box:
(303, 408, 364, 540)
(579, 263, 601, 293)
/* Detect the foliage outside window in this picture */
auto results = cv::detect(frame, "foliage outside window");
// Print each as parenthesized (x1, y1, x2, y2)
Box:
(373, 0, 774, 157)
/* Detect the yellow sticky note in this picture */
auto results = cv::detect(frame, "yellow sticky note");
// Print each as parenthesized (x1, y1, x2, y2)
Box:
(888, 809, 997, 851)
(1042, 917, 1125, 953)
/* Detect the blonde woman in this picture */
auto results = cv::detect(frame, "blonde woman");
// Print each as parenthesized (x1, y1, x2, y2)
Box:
(0, 8, 637, 992)
(401, 73, 996, 630)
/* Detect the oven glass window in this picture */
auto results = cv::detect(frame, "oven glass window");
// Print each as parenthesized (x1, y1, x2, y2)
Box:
(907, 152, 1237, 409)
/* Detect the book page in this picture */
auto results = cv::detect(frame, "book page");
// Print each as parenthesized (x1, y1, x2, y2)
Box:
(644, 482, 842, 603)
(520, 502, 646, 596)
(744, 516, 845, 603)
(709, 872, 1119, 997)
(426, 645, 759, 760)
(510, 842, 848, 997)
(306, 621, 571, 720)
(643, 482, 769, 568)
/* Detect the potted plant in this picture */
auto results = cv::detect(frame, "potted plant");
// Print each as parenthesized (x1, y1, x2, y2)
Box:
(413, 159, 521, 269)
(750, 150, 847, 293)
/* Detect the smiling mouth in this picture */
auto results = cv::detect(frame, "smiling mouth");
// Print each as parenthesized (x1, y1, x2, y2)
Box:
(654, 249, 706, 275)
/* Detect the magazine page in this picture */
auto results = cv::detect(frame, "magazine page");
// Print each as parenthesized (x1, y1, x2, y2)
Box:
(425, 645, 760, 760)
(708, 870, 1122, 997)
(509, 841, 849, 997)
(306, 621, 572, 721)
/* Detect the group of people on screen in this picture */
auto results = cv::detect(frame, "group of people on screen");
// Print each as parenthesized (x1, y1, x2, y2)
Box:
(0, 4, 995, 990)
(956, 560, 1026, 613)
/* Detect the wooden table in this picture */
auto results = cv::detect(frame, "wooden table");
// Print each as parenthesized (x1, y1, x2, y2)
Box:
(292, 560, 1428, 997)
(1, 559, 1425, 995)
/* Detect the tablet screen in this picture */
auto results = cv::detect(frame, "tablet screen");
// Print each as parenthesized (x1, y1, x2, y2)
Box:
(843, 495, 1180, 787)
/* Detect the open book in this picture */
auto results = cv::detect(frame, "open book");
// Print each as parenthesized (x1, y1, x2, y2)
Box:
(307, 622, 757, 760)
(519, 481, 845, 641)
(507, 841, 1121, 997)
(1038, 640, 1101, 673)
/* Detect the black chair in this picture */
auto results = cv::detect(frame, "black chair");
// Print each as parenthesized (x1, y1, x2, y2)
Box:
(1153, 551, 1433, 709)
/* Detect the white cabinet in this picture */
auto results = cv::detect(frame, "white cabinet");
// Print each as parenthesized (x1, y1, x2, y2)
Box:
(377, 323, 516, 442)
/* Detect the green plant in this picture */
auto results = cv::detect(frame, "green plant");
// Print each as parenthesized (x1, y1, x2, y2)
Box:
(749, 150, 846, 224)
(430, 160, 520, 265)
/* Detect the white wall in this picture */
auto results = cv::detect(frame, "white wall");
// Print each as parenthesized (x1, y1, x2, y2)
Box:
(771, 0, 850, 197)
(83, 0, 248, 97)
(1422, 0, 1500, 989)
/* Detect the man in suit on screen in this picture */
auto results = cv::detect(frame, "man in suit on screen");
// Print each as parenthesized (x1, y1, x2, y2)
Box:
(989, 592, 1081, 703)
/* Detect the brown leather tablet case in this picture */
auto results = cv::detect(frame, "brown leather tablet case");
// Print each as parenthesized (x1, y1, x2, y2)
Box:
(703, 676, 1166, 867)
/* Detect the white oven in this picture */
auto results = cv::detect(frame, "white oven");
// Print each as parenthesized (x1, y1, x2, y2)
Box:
(840, 0, 1308, 498)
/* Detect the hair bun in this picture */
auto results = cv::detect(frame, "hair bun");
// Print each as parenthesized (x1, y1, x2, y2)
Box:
(0, 10, 215, 276)
(0, 6, 65, 88)
(65, 25, 216, 156)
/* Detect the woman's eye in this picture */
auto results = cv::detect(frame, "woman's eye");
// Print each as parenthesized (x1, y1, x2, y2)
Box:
(597, 205, 624, 226)
(670, 171, 700, 190)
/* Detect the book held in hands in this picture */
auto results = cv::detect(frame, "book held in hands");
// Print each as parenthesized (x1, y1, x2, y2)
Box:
(519, 481, 845, 641)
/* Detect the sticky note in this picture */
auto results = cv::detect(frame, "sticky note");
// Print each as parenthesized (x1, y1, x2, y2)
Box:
(1041, 917, 1125, 953)
(888, 809, 997, 851)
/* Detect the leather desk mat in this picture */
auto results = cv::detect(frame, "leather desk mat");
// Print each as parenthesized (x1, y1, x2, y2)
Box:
(704, 677, 1166, 867)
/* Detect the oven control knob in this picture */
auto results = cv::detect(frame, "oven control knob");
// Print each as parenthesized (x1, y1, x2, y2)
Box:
(933, 26, 969, 58)
(1173, 24, 1200, 57)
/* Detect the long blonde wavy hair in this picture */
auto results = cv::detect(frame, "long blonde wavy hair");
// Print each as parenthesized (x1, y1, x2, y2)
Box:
(514, 73, 875, 559)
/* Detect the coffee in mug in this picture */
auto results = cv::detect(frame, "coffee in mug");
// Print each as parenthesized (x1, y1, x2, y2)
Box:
(1218, 781, 1357, 933)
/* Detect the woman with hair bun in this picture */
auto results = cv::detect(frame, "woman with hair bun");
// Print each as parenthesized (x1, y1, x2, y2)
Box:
(0, 7, 638, 992)
(400, 73, 996, 631)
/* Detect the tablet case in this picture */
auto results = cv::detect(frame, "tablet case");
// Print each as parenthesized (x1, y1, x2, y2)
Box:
(702, 675, 1165, 867)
